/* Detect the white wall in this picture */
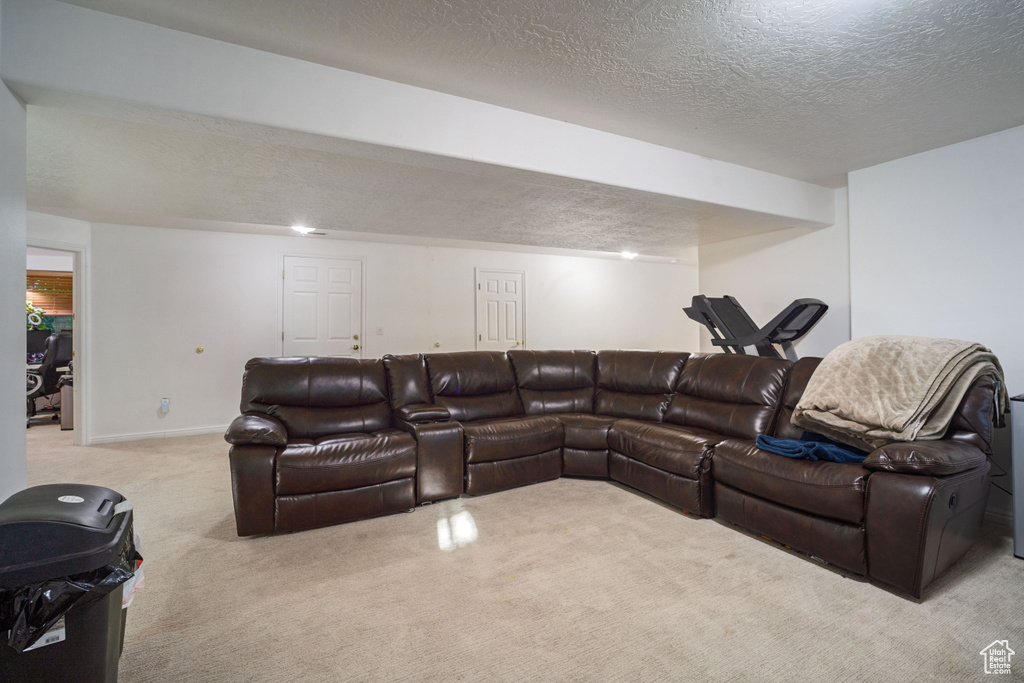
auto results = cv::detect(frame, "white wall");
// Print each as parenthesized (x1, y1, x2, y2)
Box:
(27, 247, 73, 271)
(849, 124, 1024, 522)
(74, 222, 697, 442)
(0, 0, 29, 501)
(697, 188, 852, 359)
(27, 211, 91, 246)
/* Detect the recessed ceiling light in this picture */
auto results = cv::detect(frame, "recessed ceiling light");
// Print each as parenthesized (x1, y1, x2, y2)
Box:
(620, 251, 639, 260)
(291, 225, 315, 236)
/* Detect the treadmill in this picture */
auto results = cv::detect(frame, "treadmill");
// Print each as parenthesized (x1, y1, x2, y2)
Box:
(683, 295, 828, 361)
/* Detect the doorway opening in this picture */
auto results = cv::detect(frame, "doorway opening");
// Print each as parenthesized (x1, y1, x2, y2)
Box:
(25, 243, 86, 445)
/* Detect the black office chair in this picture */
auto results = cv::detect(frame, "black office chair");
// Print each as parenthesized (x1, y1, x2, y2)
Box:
(683, 295, 827, 361)
(27, 328, 51, 363)
(27, 331, 73, 426)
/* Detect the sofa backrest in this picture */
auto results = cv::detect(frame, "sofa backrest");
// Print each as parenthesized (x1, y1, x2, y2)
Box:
(945, 375, 999, 454)
(771, 357, 822, 440)
(424, 351, 522, 422)
(240, 357, 391, 439)
(382, 353, 431, 409)
(594, 350, 689, 420)
(509, 350, 597, 414)
(665, 353, 791, 440)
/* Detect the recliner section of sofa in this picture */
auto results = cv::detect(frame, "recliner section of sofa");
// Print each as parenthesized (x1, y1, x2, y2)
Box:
(423, 351, 563, 496)
(609, 352, 789, 517)
(595, 349, 708, 513)
(509, 349, 610, 478)
(712, 356, 870, 574)
(225, 357, 418, 535)
(225, 348, 998, 599)
(709, 357, 996, 596)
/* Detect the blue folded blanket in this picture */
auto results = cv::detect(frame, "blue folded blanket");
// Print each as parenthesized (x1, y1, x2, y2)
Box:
(755, 432, 868, 463)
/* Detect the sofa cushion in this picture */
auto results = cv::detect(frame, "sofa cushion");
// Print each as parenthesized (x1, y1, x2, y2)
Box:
(712, 438, 869, 524)
(463, 415, 564, 464)
(425, 351, 522, 422)
(944, 375, 999, 454)
(555, 413, 616, 450)
(241, 357, 392, 439)
(664, 353, 791, 440)
(275, 429, 417, 495)
(862, 440, 987, 476)
(608, 419, 720, 479)
(509, 349, 596, 413)
(773, 357, 822, 440)
(383, 353, 432, 409)
(594, 350, 689, 420)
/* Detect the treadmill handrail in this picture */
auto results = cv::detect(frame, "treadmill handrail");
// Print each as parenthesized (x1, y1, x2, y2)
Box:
(715, 298, 828, 348)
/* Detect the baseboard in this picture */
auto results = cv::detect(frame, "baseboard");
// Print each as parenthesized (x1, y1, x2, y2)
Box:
(984, 505, 1013, 527)
(88, 424, 229, 445)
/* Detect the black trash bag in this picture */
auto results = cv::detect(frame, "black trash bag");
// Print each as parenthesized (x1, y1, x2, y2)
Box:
(0, 532, 142, 653)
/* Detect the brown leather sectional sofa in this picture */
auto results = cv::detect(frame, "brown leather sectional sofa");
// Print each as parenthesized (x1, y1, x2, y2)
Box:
(225, 349, 998, 599)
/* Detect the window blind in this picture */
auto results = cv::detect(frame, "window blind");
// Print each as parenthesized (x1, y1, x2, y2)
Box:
(27, 270, 74, 315)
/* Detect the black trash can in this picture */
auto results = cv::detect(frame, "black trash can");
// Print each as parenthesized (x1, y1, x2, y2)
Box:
(0, 484, 141, 683)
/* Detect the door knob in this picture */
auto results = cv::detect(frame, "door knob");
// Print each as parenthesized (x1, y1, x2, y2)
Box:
(352, 344, 360, 350)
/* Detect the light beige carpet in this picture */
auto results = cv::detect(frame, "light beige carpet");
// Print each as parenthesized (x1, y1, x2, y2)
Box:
(24, 425, 1024, 682)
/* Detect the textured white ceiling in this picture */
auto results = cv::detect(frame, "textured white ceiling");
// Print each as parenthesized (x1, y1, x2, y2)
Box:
(29, 106, 789, 257)
(27, 0, 1024, 253)
(60, 0, 1024, 186)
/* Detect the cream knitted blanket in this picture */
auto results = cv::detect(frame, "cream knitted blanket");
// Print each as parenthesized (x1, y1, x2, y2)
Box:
(792, 335, 1007, 451)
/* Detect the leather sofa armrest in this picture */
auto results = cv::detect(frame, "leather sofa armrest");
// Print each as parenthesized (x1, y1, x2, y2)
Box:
(395, 403, 451, 424)
(228, 444, 278, 536)
(863, 440, 987, 476)
(393, 419, 464, 504)
(224, 414, 287, 446)
(865, 462, 991, 597)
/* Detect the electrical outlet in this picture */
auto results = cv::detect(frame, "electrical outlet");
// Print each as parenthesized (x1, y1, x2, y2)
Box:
(376, 326, 384, 335)
(160, 398, 170, 414)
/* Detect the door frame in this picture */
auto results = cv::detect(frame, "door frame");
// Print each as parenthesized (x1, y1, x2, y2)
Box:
(26, 238, 89, 446)
(474, 268, 526, 351)
(279, 252, 366, 357)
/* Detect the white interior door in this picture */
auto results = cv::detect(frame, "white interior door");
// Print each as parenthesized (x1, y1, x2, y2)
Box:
(476, 269, 525, 351)
(283, 256, 362, 357)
